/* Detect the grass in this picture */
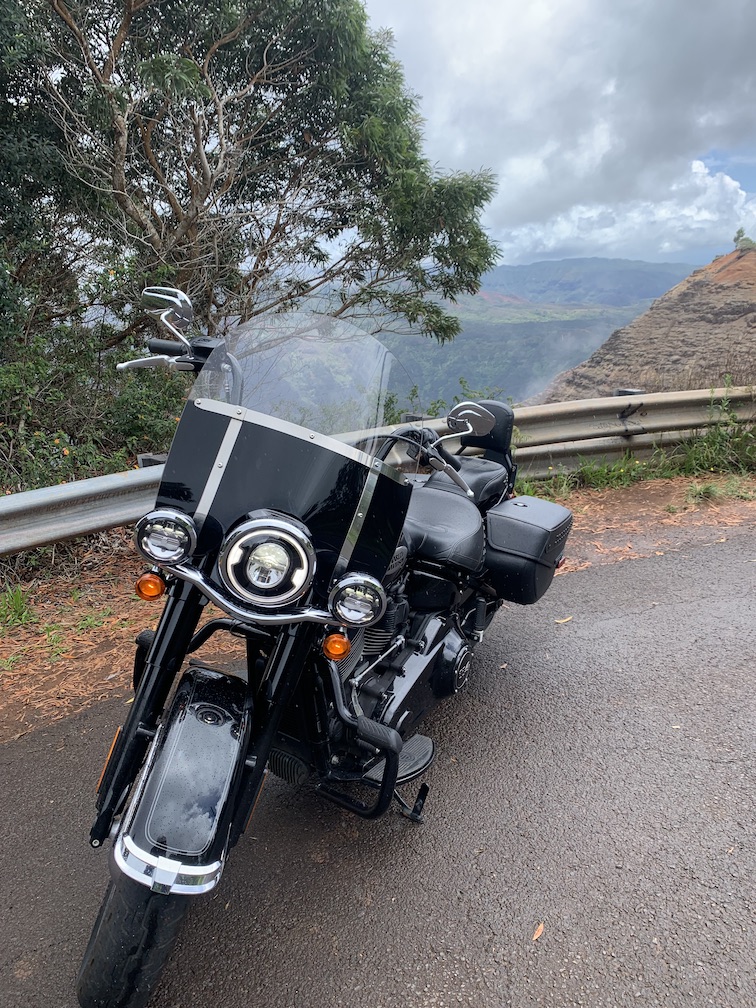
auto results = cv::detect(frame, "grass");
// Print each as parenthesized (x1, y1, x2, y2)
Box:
(75, 607, 113, 632)
(42, 622, 67, 660)
(0, 653, 23, 673)
(685, 476, 756, 505)
(0, 586, 36, 628)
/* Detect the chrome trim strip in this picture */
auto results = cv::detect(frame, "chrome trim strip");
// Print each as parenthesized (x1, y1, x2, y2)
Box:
(114, 833, 224, 895)
(333, 464, 379, 580)
(193, 408, 244, 527)
(193, 399, 406, 486)
(164, 562, 336, 625)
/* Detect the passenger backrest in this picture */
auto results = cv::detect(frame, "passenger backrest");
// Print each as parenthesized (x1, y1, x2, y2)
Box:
(459, 400, 515, 466)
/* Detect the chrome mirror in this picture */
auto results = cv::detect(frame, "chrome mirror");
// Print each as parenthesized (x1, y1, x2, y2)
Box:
(142, 286, 194, 349)
(142, 286, 194, 329)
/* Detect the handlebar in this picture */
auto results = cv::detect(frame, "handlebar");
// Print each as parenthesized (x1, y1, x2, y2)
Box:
(393, 426, 462, 472)
(425, 448, 474, 498)
(431, 438, 462, 472)
(389, 428, 473, 498)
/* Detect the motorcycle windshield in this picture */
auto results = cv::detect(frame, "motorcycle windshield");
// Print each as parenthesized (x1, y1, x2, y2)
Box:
(154, 314, 415, 593)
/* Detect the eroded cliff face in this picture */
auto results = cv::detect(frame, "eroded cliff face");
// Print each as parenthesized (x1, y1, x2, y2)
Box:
(536, 249, 756, 403)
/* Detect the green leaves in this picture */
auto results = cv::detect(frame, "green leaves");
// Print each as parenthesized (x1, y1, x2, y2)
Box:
(137, 56, 211, 98)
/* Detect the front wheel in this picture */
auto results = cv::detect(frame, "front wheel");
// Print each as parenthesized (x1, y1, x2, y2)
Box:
(77, 871, 189, 1008)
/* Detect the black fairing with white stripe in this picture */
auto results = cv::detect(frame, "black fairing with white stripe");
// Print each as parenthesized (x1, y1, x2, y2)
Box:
(155, 400, 411, 590)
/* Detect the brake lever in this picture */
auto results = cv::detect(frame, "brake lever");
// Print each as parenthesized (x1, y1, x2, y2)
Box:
(116, 355, 197, 373)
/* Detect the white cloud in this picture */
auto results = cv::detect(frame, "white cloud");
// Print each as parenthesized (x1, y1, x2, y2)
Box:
(494, 161, 756, 262)
(364, 0, 756, 261)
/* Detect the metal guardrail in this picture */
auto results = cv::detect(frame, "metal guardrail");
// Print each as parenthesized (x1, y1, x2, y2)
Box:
(1, 387, 753, 558)
(512, 387, 756, 475)
(0, 467, 164, 559)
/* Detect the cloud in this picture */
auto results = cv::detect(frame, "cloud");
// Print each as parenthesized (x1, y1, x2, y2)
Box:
(364, 0, 756, 261)
(495, 161, 756, 261)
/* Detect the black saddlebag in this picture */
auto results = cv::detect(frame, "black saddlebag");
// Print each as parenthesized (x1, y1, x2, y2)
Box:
(484, 495, 573, 604)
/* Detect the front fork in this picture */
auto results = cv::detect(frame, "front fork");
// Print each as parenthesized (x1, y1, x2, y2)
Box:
(90, 576, 206, 847)
(226, 623, 317, 847)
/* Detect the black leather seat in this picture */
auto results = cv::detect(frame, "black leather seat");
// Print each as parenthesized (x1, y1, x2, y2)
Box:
(401, 485, 484, 572)
(425, 456, 511, 507)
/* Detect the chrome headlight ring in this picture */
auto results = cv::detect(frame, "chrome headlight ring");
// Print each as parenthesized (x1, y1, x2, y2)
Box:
(218, 517, 316, 608)
(328, 573, 387, 627)
(134, 509, 198, 565)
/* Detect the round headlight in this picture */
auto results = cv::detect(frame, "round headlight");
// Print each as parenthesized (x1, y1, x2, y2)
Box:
(328, 574, 386, 627)
(246, 542, 291, 589)
(134, 510, 197, 565)
(218, 517, 315, 607)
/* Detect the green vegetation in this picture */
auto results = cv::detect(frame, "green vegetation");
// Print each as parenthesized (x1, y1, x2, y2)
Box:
(733, 227, 756, 250)
(383, 312, 636, 407)
(383, 257, 698, 408)
(0, 586, 36, 628)
(75, 608, 114, 632)
(685, 477, 755, 504)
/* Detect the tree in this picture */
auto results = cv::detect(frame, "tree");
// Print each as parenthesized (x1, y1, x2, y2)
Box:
(0, 1, 190, 492)
(40, 0, 498, 342)
(0, 1, 95, 488)
(733, 227, 756, 250)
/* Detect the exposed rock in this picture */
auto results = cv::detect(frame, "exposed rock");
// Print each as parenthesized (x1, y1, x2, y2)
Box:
(535, 249, 756, 402)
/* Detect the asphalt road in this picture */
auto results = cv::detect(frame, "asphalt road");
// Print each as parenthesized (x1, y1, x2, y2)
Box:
(1, 527, 754, 1008)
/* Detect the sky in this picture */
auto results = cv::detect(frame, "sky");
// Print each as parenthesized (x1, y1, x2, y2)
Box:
(362, 0, 756, 265)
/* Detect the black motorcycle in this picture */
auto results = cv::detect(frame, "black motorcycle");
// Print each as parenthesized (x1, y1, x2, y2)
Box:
(77, 288, 572, 1008)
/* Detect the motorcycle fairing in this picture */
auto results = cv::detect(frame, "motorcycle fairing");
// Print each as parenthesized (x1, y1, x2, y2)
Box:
(155, 398, 412, 587)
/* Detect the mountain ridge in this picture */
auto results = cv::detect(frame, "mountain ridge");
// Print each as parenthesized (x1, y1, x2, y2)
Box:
(481, 256, 697, 306)
(535, 249, 756, 403)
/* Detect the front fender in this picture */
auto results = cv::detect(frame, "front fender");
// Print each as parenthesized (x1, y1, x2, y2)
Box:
(113, 666, 250, 895)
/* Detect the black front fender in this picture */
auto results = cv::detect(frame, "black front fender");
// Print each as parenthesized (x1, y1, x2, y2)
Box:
(113, 666, 250, 895)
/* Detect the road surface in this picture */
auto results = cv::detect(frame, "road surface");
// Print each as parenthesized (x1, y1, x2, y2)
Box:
(1, 526, 754, 1007)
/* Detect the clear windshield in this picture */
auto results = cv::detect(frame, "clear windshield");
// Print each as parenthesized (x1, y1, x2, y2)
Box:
(190, 313, 416, 447)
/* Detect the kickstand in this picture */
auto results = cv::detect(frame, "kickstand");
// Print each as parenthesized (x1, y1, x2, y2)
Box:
(394, 782, 430, 823)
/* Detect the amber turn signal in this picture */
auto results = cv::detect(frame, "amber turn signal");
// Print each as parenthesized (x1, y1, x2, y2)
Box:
(135, 571, 167, 600)
(322, 632, 351, 661)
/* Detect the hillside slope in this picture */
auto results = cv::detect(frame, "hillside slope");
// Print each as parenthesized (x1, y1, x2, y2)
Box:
(537, 249, 756, 402)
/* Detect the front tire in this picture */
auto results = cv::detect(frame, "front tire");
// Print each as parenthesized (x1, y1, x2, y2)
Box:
(77, 871, 189, 1008)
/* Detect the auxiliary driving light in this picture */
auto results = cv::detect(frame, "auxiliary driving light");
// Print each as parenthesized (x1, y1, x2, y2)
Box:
(134, 509, 197, 565)
(328, 574, 386, 627)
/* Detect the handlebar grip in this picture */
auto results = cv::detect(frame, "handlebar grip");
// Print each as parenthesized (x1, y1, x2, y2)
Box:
(147, 337, 185, 357)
